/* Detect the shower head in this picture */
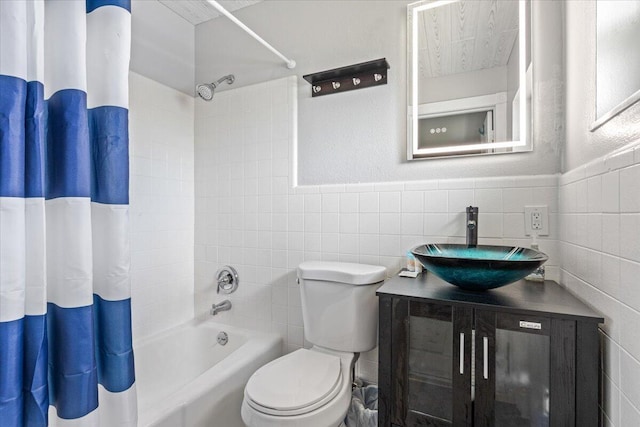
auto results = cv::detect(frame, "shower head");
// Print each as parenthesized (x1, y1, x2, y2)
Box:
(195, 74, 235, 101)
(196, 83, 216, 101)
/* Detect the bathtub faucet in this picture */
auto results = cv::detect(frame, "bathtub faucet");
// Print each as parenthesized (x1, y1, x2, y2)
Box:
(211, 300, 232, 316)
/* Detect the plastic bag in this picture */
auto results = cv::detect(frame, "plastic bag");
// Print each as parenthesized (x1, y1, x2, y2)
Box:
(345, 384, 378, 427)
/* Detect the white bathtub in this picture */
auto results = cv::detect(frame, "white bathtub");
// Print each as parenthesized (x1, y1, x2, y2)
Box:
(134, 319, 281, 427)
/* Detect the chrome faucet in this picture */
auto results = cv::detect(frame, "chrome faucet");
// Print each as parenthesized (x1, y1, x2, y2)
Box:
(466, 206, 478, 247)
(210, 300, 232, 316)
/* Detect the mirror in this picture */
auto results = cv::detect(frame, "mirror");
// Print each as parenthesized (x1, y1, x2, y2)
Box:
(407, 0, 532, 160)
(591, 1, 640, 131)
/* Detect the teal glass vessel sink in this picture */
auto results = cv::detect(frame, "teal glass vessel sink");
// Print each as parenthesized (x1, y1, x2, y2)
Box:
(411, 244, 548, 291)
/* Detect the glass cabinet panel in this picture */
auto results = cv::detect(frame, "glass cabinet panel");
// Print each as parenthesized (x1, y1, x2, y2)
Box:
(495, 328, 550, 426)
(408, 312, 454, 421)
(475, 310, 552, 427)
(396, 301, 472, 427)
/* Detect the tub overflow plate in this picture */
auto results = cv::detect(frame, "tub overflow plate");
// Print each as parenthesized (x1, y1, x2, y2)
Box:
(217, 331, 229, 346)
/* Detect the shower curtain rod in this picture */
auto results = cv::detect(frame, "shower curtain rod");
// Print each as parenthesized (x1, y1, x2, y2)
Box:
(205, 0, 296, 69)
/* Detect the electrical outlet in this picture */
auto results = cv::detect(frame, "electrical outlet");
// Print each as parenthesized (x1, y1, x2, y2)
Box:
(524, 205, 549, 236)
(531, 212, 542, 230)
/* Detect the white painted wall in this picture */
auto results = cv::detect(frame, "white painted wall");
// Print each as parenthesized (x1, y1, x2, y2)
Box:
(194, 77, 559, 384)
(131, 0, 195, 95)
(563, 0, 640, 172)
(129, 72, 195, 342)
(195, 0, 563, 185)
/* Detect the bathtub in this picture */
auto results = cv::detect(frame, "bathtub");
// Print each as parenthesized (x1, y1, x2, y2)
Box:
(134, 319, 281, 427)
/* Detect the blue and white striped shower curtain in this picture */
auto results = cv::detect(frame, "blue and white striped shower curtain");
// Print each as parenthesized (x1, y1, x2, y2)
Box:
(0, 0, 136, 425)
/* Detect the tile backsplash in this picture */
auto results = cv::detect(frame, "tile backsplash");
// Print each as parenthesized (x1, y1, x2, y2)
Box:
(194, 76, 559, 383)
(559, 141, 640, 425)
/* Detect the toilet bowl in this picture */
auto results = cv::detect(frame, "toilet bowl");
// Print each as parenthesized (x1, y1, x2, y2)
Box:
(241, 261, 386, 427)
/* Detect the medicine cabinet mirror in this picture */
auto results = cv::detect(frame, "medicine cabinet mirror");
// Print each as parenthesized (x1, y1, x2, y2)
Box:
(591, 1, 640, 131)
(407, 0, 532, 160)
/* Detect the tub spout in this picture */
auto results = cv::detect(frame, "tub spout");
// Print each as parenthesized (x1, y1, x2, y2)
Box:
(211, 300, 232, 315)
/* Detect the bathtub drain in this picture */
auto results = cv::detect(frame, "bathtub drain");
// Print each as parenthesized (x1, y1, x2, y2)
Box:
(217, 331, 229, 346)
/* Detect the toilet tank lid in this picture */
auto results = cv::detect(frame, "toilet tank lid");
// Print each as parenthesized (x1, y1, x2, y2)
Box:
(298, 261, 386, 285)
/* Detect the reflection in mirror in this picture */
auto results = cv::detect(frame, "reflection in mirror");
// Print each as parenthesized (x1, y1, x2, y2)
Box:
(408, 0, 532, 160)
(591, 1, 640, 131)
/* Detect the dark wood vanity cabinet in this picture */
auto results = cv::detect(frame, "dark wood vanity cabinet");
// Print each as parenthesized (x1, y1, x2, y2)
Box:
(377, 274, 603, 427)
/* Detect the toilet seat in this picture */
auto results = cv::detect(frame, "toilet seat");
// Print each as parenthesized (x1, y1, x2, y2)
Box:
(245, 349, 343, 416)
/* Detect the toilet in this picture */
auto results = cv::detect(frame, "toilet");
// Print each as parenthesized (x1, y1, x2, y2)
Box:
(241, 261, 386, 427)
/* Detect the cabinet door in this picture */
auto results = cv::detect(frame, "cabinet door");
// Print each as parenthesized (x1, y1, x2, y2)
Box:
(391, 300, 472, 426)
(474, 311, 575, 427)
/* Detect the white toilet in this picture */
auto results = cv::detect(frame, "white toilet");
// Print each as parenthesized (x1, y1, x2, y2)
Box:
(241, 261, 386, 427)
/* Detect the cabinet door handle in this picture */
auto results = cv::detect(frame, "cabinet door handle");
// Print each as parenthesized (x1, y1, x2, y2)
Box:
(483, 336, 489, 380)
(459, 332, 464, 374)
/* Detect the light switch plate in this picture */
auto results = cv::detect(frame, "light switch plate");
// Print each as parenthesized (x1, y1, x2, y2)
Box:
(524, 205, 549, 236)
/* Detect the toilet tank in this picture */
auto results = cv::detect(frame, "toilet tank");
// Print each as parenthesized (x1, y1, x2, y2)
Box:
(297, 261, 386, 353)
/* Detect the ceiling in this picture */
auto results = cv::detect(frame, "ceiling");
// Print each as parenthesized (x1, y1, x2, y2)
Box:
(157, 0, 262, 25)
(417, 0, 519, 79)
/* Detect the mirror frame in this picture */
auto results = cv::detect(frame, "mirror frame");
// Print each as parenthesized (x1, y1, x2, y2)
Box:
(407, 0, 532, 160)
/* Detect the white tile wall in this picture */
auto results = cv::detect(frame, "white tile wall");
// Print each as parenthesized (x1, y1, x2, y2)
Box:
(559, 140, 640, 425)
(194, 76, 560, 383)
(129, 72, 195, 342)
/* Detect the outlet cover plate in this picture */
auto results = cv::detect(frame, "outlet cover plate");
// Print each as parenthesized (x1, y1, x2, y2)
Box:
(524, 205, 549, 236)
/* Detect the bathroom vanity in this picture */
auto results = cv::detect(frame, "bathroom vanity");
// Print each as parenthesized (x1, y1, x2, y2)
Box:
(377, 273, 603, 427)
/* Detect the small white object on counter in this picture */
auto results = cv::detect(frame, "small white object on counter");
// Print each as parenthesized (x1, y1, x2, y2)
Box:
(406, 251, 423, 273)
(399, 270, 420, 278)
(525, 235, 545, 282)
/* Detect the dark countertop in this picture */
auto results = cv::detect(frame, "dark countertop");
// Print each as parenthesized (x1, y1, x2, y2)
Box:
(377, 272, 604, 323)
